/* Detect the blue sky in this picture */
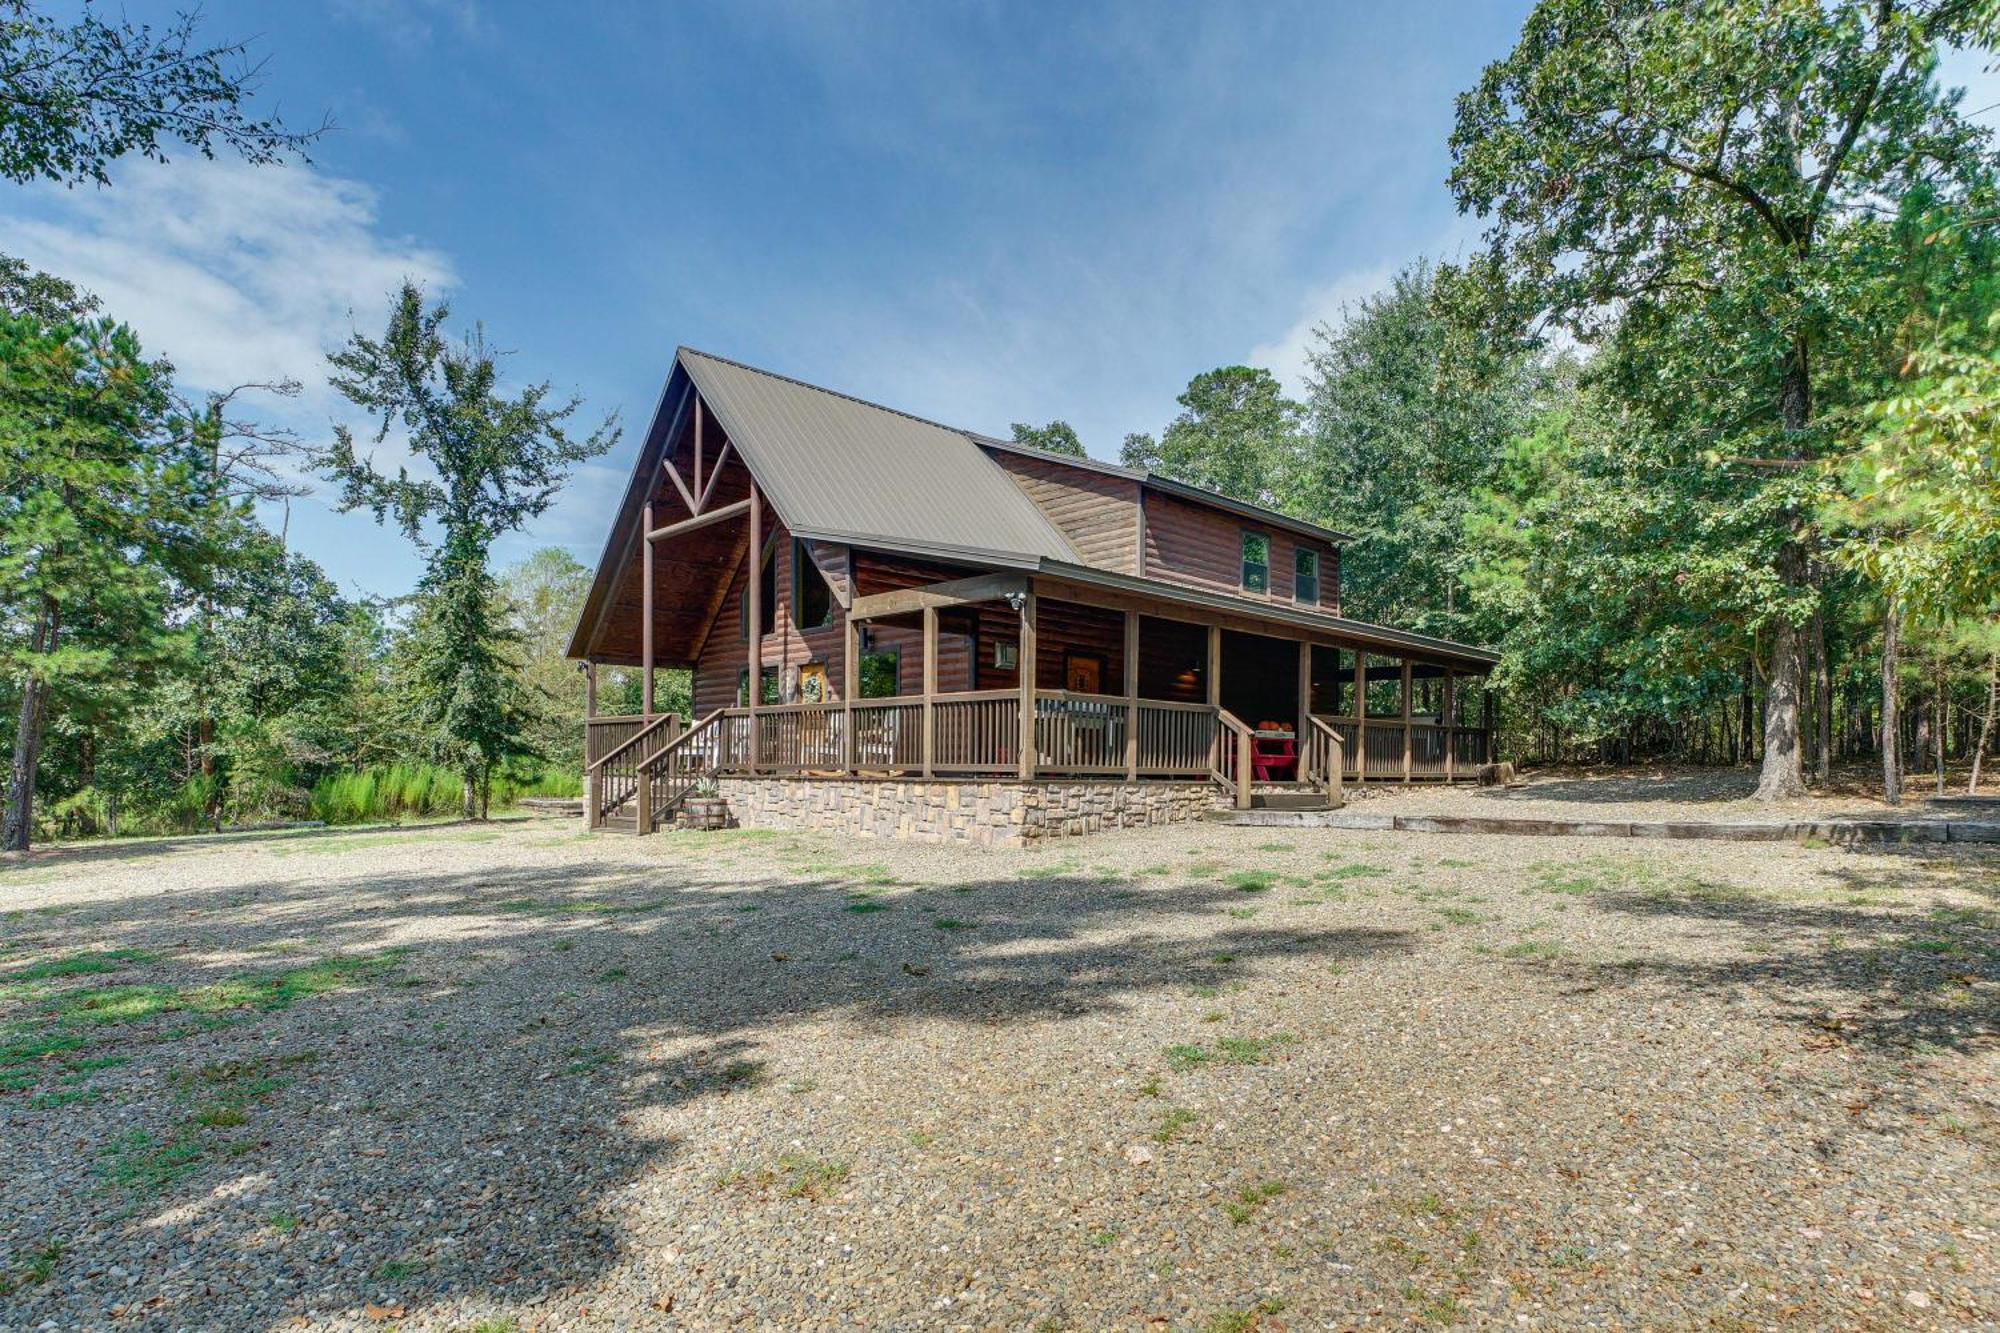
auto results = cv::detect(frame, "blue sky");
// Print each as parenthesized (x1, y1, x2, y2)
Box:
(1, 2, 1989, 600)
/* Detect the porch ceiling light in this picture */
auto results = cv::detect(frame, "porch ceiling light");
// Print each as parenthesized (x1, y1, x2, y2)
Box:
(1004, 591, 1027, 613)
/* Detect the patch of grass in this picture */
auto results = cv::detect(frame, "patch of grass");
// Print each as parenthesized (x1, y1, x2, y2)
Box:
(1164, 1043, 1215, 1071)
(562, 1046, 614, 1075)
(0, 1030, 85, 1066)
(843, 897, 892, 914)
(266, 1212, 302, 1232)
(1405, 1286, 1462, 1325)
(1434, 907, 1483, 926)
(25, 1085, 103, 1110)
(906, 1129, 934, 1147)
(1223, 870, 1278, 893)
(932, 916, 977, 930)
(1501, 939, 1568, 960)
(1087, 1224, 1120, 1247)
(1136, 1075, 1162, 1098)
(1320, 859, 1389, 880)
(1153, 1107, 1198, 1143)
(8, 948, 157, 980)
(1217, 1032, 1296, 1064)
(371, 1258, 427, 1280)
(717, 1060, 766, 1090)
(96, 1128, 204, 1196)
(0, 1241, 61, 1297)
(777, 1154, 849, 1199)
(192, 1103, 248, 1128)
(1225, 906, 1260, 920)
(596, 968, 628, 983)
(1202, 1299, 1286, 1333)
(1223, 1179, 1288, 1224)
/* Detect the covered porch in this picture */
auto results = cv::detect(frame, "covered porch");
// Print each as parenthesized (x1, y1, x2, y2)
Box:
(584, 567, 1496, 832)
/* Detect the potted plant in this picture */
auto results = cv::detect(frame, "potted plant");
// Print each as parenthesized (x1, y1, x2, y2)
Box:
(682, 775, 731, 831)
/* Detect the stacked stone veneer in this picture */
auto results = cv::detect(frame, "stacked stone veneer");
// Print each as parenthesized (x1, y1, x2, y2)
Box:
(712, 778, 1223, 845)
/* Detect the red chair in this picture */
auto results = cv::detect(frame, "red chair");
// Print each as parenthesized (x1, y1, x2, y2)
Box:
(1250, 732, 1297, 782)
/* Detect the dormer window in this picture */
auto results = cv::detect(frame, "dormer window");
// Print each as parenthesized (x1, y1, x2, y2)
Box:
(1240, 531, 1270, 593)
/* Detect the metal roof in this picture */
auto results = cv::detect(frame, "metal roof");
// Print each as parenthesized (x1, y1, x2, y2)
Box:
(677, 349, 1078, 566)
(1035, 560, 1500, 667)
(970, 432, 1356, 546)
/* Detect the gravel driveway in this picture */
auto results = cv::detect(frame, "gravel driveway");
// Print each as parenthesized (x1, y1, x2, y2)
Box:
(1, 816, 1995, 1330)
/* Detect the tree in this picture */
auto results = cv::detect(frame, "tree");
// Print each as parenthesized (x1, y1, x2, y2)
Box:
(1119, 365, 1303, 506)
(501, 546, 594, 769)
(1299, 260, 1542, 634)
(1449, 0, 1997, 799)
(0, 307, 192, 849)
(321, 282, 616, 819)
(0, 0, 323, 186)
(1008, 419, 1086, 458)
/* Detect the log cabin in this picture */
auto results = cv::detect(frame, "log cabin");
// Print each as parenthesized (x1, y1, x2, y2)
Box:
(568, 348, 1500, 843)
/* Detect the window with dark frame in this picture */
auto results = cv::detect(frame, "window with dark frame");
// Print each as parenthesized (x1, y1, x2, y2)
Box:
(1294, 548, 1319, 604)
(858, 648, 900, 698)
(1240, 530, 1270, 593)
(736, 665, 780, 706)
(793, 538, 833, 630)
(739, 547, 779, 639)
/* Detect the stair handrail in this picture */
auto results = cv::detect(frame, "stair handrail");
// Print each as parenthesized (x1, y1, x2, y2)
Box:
(1210, 708, 1254, 811)
(1303, 715, 1345, 807)
(630, 708, 730, 833)
(586, 712, 681, 773)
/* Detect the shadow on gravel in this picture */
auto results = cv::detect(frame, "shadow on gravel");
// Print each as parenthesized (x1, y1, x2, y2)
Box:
(1580, 861, 1998, 1057)
(0, 835, 1412, 1330)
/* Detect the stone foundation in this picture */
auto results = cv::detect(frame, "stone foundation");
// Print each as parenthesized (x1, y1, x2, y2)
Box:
(712, 777, 1223, 846)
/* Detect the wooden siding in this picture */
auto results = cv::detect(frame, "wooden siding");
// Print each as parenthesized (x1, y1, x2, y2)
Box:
(985, 448, 1141, 573)
(1141, 490, 1338, 614)
(691, 535, 978, 712)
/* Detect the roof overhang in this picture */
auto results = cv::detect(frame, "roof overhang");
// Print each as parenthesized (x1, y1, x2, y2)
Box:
(1034, 559, 1499, 669)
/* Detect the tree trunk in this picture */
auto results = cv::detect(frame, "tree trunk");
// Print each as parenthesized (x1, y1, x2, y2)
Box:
(3, 601, 57, 852)
(1935, 663, 1948, 796)
(461, 770, 477, 822)
(1811, 608, 1831, 786)
(1971, 650, 1996, 795)
(1882, 596, 1902, 806)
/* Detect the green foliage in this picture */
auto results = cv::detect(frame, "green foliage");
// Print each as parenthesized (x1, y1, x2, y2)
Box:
(0, 2, 320, 187)
(1300, 260, 1542, 634)
(1008, 419, 1086, 457)
(0, 305, 194, 849)
(1121, 365, 1303, 507)
(320, 282, 615, 818)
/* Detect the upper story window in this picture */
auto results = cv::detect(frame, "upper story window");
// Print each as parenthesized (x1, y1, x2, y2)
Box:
(794, 538, 833, 630)
(1240, 531, 1270, 594)
(1294, 548, 1319, 604)
(739, 546, 777, 639)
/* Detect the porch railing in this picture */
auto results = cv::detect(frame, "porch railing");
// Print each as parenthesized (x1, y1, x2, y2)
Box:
(583, 713, 679, 827)
(1312, 716, 1493, 782)
(599, 700, 1491, 795)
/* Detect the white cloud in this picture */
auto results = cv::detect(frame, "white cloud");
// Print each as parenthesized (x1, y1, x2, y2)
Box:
(1246, 261, 1402, 401)
(0, 158, 454, 418)
(331, 0, 486, 48)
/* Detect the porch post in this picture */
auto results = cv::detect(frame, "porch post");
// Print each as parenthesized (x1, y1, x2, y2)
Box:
(921, 605, 938, 779)
(1296, 640, 1312, 781)
(746, 483, 762, 773)
(1354, 651, 1368, 786)
(582, 661, 598, 830)
(641, 502, 655, 718)
(1123, 609, 1140, 782)
(1207, 624, 1223, 773)
(1017, 590, 1038, 779)
(1401, 659, 1414, 784)
(1443, 670, 1456, 783)
(843, 613, 858, 775)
